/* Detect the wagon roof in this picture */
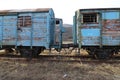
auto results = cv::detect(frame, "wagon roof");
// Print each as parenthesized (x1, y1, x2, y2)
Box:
(0, 8, 52, 13)
(79, 8, 120, 11)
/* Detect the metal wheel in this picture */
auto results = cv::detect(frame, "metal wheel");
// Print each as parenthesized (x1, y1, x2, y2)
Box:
(32, 47, 45, 57)
(19, 49, 32, 58)
(32, 48, 41, 58)
(94, 50, 110, 59)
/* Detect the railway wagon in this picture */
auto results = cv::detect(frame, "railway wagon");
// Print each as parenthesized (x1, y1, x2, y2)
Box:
(73, 8, 120, 58)
(0, 8, 64, 57)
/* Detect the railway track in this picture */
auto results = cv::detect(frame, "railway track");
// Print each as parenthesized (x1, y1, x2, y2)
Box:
(0, 54, 120, 64)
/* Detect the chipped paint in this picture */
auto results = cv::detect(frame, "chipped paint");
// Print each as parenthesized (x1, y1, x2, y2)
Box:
(74, 8, 120, 47)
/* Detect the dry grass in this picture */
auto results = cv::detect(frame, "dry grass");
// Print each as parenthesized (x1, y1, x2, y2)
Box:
(0, 60, 120, 80)
(0, 47, 120, 80)
(41, 48, 89, 56)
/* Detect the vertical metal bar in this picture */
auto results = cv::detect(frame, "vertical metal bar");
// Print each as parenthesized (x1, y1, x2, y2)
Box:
(76, 10, 82, 55)
(73, 15, 77, 45)
(30, 14, 33, 49)
(119, 10, 120, 46)
(1, 16, 3, 48)
(47, 14, 50, 49)
(15, 15, 18, 48)
(23, 16, 25, 27)
(119, 10, 120, 29)
(59, 19, 63, 50)
(77, 10, 82, 49)
(99, 11, 102, 48)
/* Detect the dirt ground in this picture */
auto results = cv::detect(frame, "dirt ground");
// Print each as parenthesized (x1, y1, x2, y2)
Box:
(0, 60, 120, 80)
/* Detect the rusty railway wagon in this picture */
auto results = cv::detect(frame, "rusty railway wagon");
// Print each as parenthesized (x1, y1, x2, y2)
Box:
(0, 8, 64, 57)
(73, 8, 120, 58)
(0, 8, 119, 59)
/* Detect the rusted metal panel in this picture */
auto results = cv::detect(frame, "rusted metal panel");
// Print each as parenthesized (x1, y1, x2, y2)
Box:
(102, 19, 120, 31)
(102, 19, 120, 45)
(102, 12, 120, 45)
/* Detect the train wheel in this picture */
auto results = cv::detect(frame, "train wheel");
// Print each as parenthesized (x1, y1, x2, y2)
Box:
(32, 49, 41, 58)
(94, 50, 110, 59)
(19, 49, 32, 59)
(32, 47, 43, 57)
(88, 51, 94, 56)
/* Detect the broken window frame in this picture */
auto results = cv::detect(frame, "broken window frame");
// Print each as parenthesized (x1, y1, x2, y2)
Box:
(18, 16, 32, 27)
(82, 13, 98, 23)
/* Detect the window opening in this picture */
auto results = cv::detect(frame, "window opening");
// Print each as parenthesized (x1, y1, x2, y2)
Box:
(83, 13, 97, 23)
(18, 16, 32, 27)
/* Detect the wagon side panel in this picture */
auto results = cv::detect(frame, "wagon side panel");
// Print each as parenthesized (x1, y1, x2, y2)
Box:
(102, 11, 120, 46)
(2, 16, 17, 45)
(32, 13, 49, 48)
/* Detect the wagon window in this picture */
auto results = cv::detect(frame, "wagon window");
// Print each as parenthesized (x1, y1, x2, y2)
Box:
(83, 13, 97, 23)
(18, 16, 32, 27)
(56, 20, 60, 24)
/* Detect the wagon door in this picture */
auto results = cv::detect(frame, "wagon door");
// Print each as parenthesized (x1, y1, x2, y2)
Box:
(80, 13, 101, 46)
(32, 13, 48, 47)
(102, 12, 120, 46)
(2, 16, 17, 45)
(17, 13, 32, 46)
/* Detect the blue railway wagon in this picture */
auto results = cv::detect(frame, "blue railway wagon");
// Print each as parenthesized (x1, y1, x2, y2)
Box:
(73, 8, 120, 58)
(0, 8, 64, 56)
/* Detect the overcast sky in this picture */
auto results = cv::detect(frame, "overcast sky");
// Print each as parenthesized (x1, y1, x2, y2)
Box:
(0, 0, 120, 24)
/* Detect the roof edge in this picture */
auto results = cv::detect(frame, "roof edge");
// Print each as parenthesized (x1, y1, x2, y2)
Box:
(0, 8, 53, 13)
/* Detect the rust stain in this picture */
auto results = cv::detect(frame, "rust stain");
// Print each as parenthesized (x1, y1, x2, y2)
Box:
(81, 23, 99, 29)
(34, 37, 44, 40)
(102, 19, 120, 40)
(17, 35, 30, 41)
(103, 19, 120, 31)
(81, 26, 98, 28)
